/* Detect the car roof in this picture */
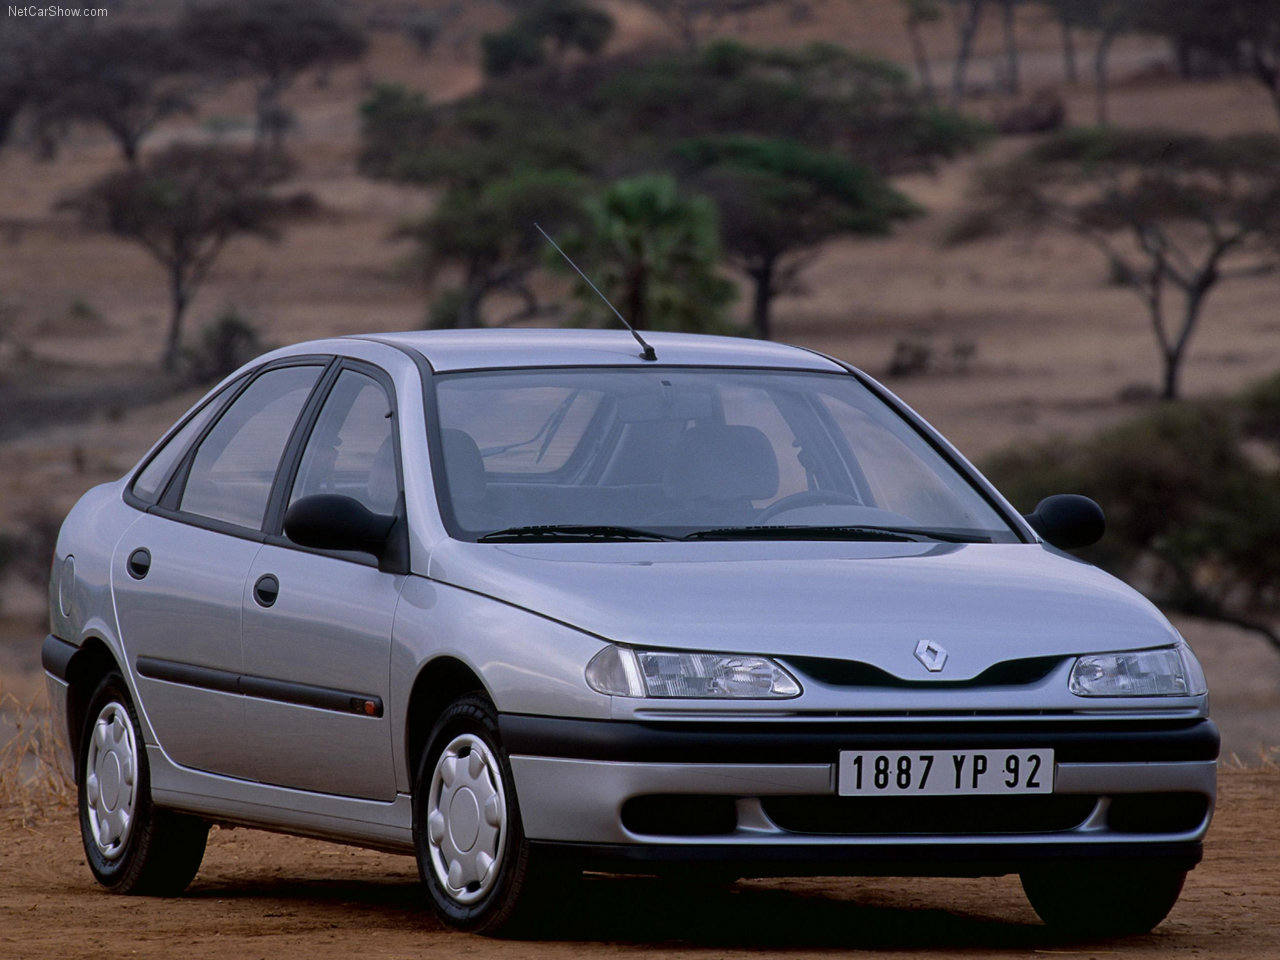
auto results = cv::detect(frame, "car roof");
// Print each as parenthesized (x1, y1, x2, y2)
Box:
(348, 329, 846, 374)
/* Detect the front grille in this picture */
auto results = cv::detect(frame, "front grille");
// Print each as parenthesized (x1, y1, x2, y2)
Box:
(761, 795, 1098, 836)
(784, 655, 1063, 689)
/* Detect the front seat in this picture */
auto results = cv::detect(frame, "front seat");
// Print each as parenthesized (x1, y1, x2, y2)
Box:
(441, 428, 489, 526)
(661, 424, 779, 524)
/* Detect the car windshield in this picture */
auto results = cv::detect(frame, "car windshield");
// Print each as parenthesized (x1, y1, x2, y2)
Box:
(432, 367, 1021, 543)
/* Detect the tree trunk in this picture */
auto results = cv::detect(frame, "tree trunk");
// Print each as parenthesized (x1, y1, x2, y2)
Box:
(163, 263, 188, 371)
(120, 130, 139, 167)
(1094, 30, 1116, 126)
(0, 93, 25, 154)
(1160, 348, 1181, 401)
(749, 259, 776, 341)
(950, 0, 984, 105)
(1000, 0, 1019, 95)
(906, 18, 936, 100)
(1060, 21, 1078, 84)
(254, 76, 287, 154)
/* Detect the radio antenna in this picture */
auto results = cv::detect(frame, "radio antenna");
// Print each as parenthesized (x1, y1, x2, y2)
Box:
(535, 222, 657, 362)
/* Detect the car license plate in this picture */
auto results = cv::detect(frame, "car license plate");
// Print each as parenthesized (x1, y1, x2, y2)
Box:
(837, 749, 1053, 796)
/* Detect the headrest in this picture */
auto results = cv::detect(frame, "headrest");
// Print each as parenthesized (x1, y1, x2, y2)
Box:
(365, 435, 398, 515)
(662, 424, 779, 502)
(441, 428, 486, 506)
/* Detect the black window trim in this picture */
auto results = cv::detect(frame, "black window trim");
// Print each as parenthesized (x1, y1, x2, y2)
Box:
(141, 355, 337, 545)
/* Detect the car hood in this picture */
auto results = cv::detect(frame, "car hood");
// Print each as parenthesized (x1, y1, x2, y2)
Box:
(426, 540, 1180, 681)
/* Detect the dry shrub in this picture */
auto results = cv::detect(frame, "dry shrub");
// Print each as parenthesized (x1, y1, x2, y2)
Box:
(0, 685, 73, 827)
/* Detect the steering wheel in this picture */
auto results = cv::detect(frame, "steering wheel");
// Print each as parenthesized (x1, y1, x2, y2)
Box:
(759, 490, 863, 521)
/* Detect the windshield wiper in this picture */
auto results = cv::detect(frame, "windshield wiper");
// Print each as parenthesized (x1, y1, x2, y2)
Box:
(682, 524, 991, 543)
(477, 524, 677, 542)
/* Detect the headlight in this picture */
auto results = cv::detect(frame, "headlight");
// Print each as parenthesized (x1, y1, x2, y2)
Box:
(1069, 643, 1207, 697)
(585, 646, 801, 699)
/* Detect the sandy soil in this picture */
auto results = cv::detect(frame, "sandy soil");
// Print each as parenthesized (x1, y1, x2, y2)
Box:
(0, 768, 1274, 959)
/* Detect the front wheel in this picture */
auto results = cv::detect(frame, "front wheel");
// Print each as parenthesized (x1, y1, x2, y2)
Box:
(77, 672, 208, 894)
(1020, 861, 1187, 938)
(413, 693, 574, 935)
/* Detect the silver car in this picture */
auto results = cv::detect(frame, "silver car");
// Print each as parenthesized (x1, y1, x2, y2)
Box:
(43, 330, 1216, 936)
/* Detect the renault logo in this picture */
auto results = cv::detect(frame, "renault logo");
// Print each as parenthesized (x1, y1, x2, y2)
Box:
(914, 640, 948, 672)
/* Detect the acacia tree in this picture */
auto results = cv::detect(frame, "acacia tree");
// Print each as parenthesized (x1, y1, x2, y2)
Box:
(65, 146, 306, 370)
(1138, 0, 1280, 125)
(38, 23, 197, 165)
(563, 174, 736, 332)
(360, 45, 981, 334)
(482, 0, 614, 78)
(182, 0, 366, 152)
(959, 128, 1280, 400)
(399, 169, 589, 327)
(679, 136, 917, 338)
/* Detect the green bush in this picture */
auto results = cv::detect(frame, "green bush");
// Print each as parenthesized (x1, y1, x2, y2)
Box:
(983, 384, 1280, 644)
(183, 310, 265, 385)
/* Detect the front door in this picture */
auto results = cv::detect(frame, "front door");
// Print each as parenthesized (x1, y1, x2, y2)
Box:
(238, 366, 404, 800)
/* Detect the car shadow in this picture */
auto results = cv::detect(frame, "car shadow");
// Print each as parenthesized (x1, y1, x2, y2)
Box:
(185, 869, 1131, 951)
(516, 875, 1060, 950)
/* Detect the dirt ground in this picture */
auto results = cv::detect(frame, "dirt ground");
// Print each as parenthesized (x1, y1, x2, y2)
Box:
(0, 768, 1273, 960)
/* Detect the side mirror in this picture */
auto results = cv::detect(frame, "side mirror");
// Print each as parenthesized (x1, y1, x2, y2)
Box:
(1024, 494, 1105, 551)
(284, 494, 396, 558)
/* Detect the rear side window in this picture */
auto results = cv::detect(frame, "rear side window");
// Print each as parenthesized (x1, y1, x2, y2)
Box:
(132, 381, 241, 505)
(179, 366, 322, 529)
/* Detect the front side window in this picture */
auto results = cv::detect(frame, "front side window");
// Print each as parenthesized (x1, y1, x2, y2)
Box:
(432, 367, 1020, 543)
(290, 369, 399, 517)
(179, 365, 322, 529)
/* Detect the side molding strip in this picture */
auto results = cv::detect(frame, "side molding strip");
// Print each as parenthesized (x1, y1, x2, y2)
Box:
(135, 656, 384, 718)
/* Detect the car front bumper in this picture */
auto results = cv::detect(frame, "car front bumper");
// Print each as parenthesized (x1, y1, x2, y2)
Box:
(502, 715, 1218, 876)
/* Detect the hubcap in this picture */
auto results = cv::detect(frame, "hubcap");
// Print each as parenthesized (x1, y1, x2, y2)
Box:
(425, 733, 506, 904)
(84, 702, 137, 860)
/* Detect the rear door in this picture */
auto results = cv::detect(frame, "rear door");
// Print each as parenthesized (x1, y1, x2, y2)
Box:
(237, 363, 404, 800)
(115, 362, 325, 777)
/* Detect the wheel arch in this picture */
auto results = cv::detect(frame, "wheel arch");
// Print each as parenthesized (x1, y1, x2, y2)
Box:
(64, 636, 124, 775)
(404, 656, 492, 786)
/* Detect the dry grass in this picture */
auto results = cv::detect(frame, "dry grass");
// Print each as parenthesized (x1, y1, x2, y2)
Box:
(0, 685, 72, 828)
(1223, 746, 1280, 770)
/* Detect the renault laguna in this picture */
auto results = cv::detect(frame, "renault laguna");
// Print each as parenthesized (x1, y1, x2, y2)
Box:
(42, 329, 1216, 936)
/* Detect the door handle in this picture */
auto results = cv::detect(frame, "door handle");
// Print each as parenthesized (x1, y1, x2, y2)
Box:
(253, 574, 280, 608)
(126, 548, 151, 580)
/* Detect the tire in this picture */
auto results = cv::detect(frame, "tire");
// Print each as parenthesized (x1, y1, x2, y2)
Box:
(77, 672, 208, 895)
(1020, 861, 1187, 939)
(413, 693, 575, 935)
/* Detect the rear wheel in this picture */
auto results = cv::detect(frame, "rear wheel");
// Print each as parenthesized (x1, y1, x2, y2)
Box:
(1020, 861, 1187, 938)
(77, 672, 208, 895)
(413, 693, 575, 935)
